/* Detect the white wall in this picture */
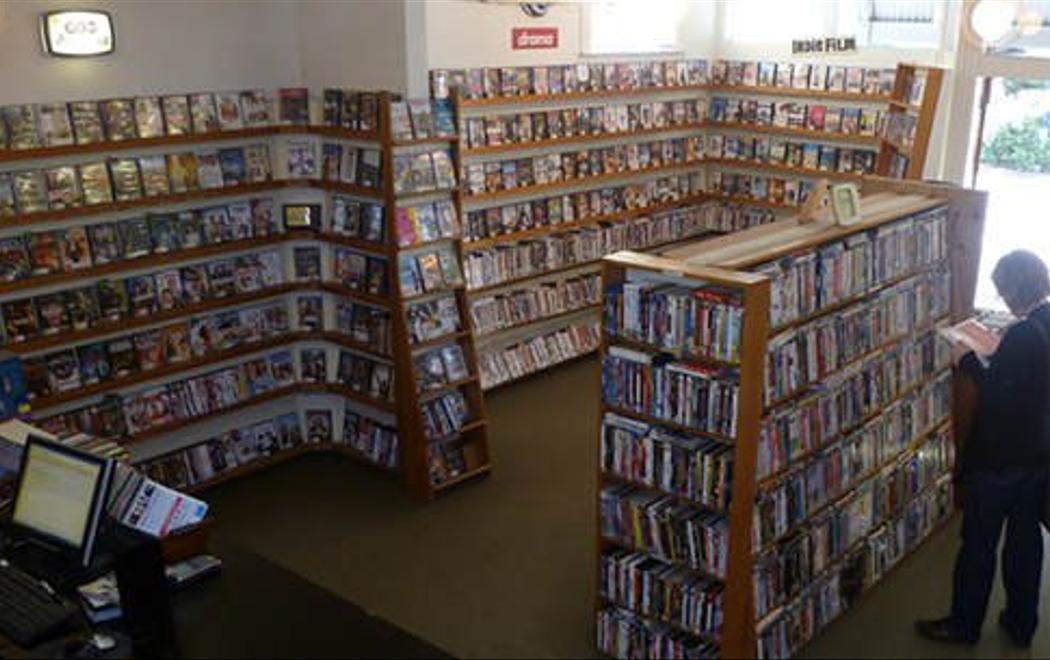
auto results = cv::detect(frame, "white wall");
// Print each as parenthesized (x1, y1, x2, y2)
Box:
(297, 0, 411, 94)
(0, 0, 302, 106)
(424, 0, 584, 70)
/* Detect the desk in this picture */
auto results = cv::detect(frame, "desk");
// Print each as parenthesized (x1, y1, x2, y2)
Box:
(1, 542, 452, 659)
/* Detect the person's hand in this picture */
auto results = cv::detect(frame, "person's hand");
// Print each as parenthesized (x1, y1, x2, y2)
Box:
(951, 342, 973, 365)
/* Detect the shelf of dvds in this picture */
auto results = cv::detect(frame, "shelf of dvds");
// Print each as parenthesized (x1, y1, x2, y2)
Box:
(876, 64, 945, 179)
(597, 251, 770, 659)
(703, 120, 882, 146)
(380, 95, 493, 500)
(461, 122, 709, 157)
(457, 84, 709, 108)
(0, 87, 491, 503)
(607, 178, 985, 659)
(440, 58, 945, 390)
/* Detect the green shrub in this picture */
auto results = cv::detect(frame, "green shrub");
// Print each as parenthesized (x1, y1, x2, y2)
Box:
(982, 117, 1050, 172)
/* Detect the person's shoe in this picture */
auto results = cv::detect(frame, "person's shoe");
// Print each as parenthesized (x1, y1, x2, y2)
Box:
(999, 611, 1033, 648)
(914, 617, 978, 645)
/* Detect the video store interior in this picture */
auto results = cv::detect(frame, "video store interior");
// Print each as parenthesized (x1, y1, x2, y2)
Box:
(5, 0, 1050, 657)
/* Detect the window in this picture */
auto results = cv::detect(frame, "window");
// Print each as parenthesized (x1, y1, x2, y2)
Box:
(848, 0, 945, 49)
(723, 0, 832, 45)
(582, 0, 687, 55)
(723, 0, 945, 50)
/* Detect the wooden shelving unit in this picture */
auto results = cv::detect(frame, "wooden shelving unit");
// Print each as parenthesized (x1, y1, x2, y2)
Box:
(378, 93, 492, 500)
(596, 251, 770, 659)
(0, 90, 490, 503)
(606, 179, 986, 658)
(444, 58, 947, 390)
(876, 63, 945, 179)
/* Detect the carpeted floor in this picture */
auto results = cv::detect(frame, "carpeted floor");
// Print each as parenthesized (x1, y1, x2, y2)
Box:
(204, 357, 1050, 659)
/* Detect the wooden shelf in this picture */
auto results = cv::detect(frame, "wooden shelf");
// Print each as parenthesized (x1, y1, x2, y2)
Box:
(770, 262, 944, 335)
(399, 284, 466, 305)
(475, 302, 602, 339)
(755, 419, 950, 554)
(704, 121, 880, 146)
(462, 193, 710, 251)
(482, 345, 598, 392)
(596, 592, 722, 645)
(703, 192, 798, 211)
(311, 231, 393, 255)
(602, 404, 735, 446)
(2, 180, 295, 229)
(392, 135, 458, 148)
(0, 126, 279, 165)
(753, 473, 953, 635)
(763, 312, 949, 413)
(6, 283, 300, 355)
(418, 376, 481, 402)
(707, 84, 889, 104)
(465, 228, 723, 295)
(461, 160, 705, 205)
(0, 233, 289, 297)
(315, 331, 392, 360)
(601, 472, 727, 519)
(324, 383, 397, 414)
(121, 384, 305, 445)
(182, 440, 396, 495)
(707, 158, 868, 182)
(432, 463, 492, 491)
(395, 235, 459, 251)
(467, 260, 600, 295)
(312, 180, 385, 201)
(409, 329, 472, 353)
(461, 122, 707, 158)
(606, 335, 740, 371)
(458, 84, 708, 108)
(316, 282, 395, 308)
(30, 332, 312, 410)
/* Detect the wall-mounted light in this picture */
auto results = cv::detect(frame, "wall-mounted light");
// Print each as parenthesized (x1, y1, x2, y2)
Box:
(40, 10, 114, 57)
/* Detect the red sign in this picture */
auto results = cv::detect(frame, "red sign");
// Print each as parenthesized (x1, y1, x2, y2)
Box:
(511, 27, 559, 50)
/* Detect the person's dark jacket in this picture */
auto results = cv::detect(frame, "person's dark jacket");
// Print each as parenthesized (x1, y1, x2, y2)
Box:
(960, 302, 1050, 473)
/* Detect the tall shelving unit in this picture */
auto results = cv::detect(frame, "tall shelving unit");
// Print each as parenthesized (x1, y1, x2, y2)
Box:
(453, 79, 724, 391)
(876, 64, 945, 180)
(0, 89, 488, 502)
(378, 93, 492, 500)
(596, 179, 987, 659)
(433, 58, 946, 390)
(596, 251, 770, 658)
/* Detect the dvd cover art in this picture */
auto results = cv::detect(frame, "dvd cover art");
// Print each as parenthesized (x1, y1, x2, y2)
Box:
(134, 96, 165, 139)
(37, 103, 74, 147)
(101, 99, 138, 141)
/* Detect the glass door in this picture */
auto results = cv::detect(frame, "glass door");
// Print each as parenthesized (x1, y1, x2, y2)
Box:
(971, 75, 1050, 310)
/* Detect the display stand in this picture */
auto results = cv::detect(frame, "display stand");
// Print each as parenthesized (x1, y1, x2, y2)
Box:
(596, 178, 986, 658)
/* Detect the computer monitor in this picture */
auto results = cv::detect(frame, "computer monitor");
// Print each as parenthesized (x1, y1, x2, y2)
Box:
(11, 436, 113, 567)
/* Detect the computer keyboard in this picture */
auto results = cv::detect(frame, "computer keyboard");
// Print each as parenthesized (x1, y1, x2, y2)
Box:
(0, 558, 77, 647)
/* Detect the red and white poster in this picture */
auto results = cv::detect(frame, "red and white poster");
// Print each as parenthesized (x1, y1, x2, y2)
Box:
(511, 27, 559, 50)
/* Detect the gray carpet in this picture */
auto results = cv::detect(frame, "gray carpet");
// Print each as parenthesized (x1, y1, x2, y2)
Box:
(204, 356, 1050, 658)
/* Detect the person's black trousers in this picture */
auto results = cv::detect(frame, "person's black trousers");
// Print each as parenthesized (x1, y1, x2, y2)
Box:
(951, 466, 1047, 642)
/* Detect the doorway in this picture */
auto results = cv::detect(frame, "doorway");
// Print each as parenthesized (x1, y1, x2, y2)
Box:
(971, 76, 1050, 311)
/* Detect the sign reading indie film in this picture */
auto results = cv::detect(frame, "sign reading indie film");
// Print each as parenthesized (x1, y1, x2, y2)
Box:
(511, 27, 559, 50)
(792, 36, 857, 54)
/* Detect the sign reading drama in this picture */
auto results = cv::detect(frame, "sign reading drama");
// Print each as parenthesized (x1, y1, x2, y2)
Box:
(40, 10, 115, 57)
(511, 27, 559, 50)
(792, 36, 857, 55)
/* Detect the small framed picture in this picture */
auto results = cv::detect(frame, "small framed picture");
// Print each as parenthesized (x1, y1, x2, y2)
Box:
(283, 203, 322, 230)
(831, 183, 861, 226)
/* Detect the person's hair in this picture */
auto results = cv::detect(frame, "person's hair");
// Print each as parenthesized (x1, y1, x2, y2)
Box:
(992, 249, 1050, 312)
